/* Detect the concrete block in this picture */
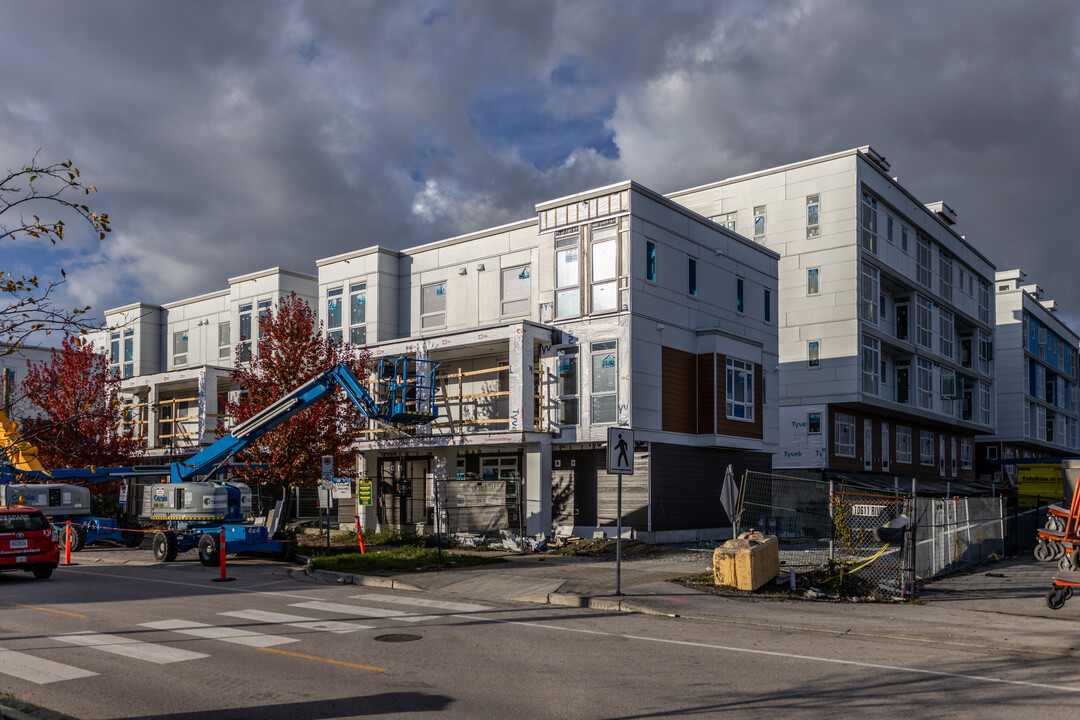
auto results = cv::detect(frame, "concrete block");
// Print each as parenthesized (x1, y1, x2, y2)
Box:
(713, 532, 780, 591)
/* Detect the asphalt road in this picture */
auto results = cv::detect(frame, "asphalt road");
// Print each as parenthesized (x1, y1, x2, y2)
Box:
(1, 553, 1079, 719)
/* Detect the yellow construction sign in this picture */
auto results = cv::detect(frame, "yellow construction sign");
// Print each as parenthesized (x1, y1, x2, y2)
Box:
(1016, 463, 1064, 507)
(0, 409, 45, 472)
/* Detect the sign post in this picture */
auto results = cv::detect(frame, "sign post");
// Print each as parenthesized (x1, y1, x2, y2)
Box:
(320, 455, 334, 552)
(607, 427, 634, 596)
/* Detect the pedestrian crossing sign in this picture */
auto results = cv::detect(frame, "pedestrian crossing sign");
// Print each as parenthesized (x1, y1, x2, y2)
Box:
(607, 427, 634, 475)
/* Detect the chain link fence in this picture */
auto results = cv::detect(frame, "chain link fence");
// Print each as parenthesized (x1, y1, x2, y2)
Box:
(831, 490, 909, 597)
(434, 475, 524, 542)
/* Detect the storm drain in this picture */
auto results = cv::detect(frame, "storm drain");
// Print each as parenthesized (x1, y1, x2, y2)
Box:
(374, 633, 422, 643)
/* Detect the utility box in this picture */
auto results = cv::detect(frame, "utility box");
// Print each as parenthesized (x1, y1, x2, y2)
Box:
(713, 532, 780, 591)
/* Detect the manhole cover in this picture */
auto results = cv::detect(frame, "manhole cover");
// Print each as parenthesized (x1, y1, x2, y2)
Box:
(374, 633, 422, 643)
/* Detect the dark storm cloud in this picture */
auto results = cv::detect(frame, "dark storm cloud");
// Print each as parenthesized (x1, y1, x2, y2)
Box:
(2, 0, 1079, 331)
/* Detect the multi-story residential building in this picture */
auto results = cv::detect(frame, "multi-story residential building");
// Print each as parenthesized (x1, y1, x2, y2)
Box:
(978, 269, 1080, 481)
(92, 181, 779, 541)
(670, 147, 997, 487)
(91, 268, 317, 456)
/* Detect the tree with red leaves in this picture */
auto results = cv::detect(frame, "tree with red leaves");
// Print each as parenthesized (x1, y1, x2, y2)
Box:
(18, 335, 142, 469)
(222, 292, 369, 490)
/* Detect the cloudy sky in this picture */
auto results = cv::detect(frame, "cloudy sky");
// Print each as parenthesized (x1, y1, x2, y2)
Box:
(3, 0, 1080, 332)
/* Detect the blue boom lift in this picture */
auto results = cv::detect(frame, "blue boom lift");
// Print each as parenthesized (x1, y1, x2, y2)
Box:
(147, 356, 439, 565)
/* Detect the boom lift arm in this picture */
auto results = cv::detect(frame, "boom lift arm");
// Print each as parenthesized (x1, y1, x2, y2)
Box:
(170, 359, 438, 484)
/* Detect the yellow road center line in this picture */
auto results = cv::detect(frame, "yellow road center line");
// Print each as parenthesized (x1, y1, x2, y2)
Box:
(259, 646, 387, 672)
(8, 603, 87, 618)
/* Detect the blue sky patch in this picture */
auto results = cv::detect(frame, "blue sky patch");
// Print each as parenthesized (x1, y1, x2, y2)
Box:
(466, 77, 617, 170)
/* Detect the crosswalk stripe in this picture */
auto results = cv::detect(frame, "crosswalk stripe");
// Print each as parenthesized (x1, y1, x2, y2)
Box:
(350, 593, 491, 613)
(52, 632, 209, 664)
(0, 647, 97, 684)
(139, 620, 298, 648)
(219, 609, 372, 634)
(289, 601, 438, 623)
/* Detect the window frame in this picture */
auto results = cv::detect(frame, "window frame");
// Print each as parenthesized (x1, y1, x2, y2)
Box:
(326, 287, 344, 344)
(807, 267, 820, 295)
(588, 221, 619, 314)
(688, 257, 697, 298)
(645, 241, 656, 282)
(421, 282, 447, 329)
(753, 206, 766, 241)
(590, 340, 618, 425)
(896, 426, 913, 464)
(725, 358, 755, 422)
(172, 329, 188, 367)
(736, 277, 744, 313)
(556, 347, 579, 426)
(555, 228, 582, 319)
(920, 430, 935, 466)
(501, 266, 531, 317)
(834, 412, 856, 458)
(808, 340, 820, 369)
(860, 191, 878, 254)
(218, 322, 230, 359)
(806, 195, 820, 238)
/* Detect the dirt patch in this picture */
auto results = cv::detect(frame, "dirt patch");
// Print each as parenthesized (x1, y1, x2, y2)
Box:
(549, 537, 675, 558)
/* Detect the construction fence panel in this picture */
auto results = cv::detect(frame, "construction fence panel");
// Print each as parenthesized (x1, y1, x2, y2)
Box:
(437, 476, 523, 541)
(912, 496, 1006, 579)
(737, 471, 833, 570)
(831, 490, 909, 598)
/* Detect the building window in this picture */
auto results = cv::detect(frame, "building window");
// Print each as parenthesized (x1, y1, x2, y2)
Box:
(555, 228, 581, 318)
(646, 241, 656, 282)
(327, 288, 343, 343)
(753, 206, 766, 241)
(590, 222, 618, 313)
(590, 340, 617, 424)
(916, 295, 933, 349)
(917, 358, 934, 410)
(806, 195, 820, 237)
(978, 280, 991, 323)
(109, 332, 120, 375)
(714, 211, 737, 231)
(736, 277, 744, 313)
(961, 438, 973, 470)
(764, 289, 772, 324)
(808, 340, 820, 368)
(862, 335, 879, 396)
(886, 215, 894, 244)
(920, 430, 935, 466)
(808, 412, 821, 434)
(688, 258, 697, 297)
(218, 322, 230, 359)
(916, 236, 932, 287)
(238, 303, 252, 361)
(349, 283, 367, 345)
(939, 308, 954, 361)
(123, 329, 134, 379)
(897, 426, 912, 464)
(726, 358, 755, 422)
(172, 330, 188, 366)
(901, 225, 909, 252)
(980, 381, 992, 426)
(807, 268, 819, 295)
(939, 252, 953, 302)
(860, 262, 879, 324)
(978, 330, 993, 375)
(835, 413, 856, 457)
(556, 347, 578, 425)
(860, 191, 878, 254)
(257, 300, 271, 339)
(421, 282, 447, 329)
(502, 266, 531, 316)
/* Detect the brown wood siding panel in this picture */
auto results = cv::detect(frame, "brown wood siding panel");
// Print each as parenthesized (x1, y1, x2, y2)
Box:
(697, 353, 714, 435)
(662, 347, 697, 434)
(715, 355, 763, 440)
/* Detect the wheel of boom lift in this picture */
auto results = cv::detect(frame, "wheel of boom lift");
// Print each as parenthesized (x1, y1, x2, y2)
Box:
(66, 524, 87, 552)
(1046, 588, 1067, 611)
(198, 533, 220, 566)
(121, 521, 144, 548)
(1035, 540, 1054, 562)
(153, 532, 178, 562)
(272, 531, 297, 563)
